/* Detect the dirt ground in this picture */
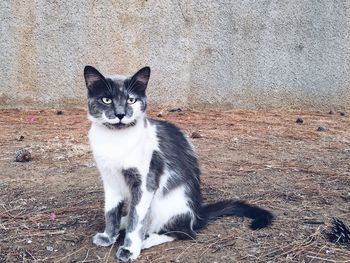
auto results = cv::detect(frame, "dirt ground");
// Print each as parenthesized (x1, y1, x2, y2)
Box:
(0, 108, 349, 263)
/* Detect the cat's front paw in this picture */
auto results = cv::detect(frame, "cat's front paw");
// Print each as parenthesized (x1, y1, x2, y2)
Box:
(93, 232, 116, 247)
(116, 246, 139, 262)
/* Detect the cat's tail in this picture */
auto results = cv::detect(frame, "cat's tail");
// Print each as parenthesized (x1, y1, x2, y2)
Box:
(195, 200, 274, 231)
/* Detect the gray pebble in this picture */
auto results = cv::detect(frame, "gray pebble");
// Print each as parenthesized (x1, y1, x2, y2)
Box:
(317, 125, 327, 132)
(15, 149, 32, 162)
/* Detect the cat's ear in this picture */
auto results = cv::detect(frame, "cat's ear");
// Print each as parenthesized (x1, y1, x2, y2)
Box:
(84, 65, 105, 90)
(130, 66, 151, 92)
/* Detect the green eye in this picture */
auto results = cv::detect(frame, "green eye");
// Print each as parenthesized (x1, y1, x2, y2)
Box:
(101, 97, 112, 104)
(127, 97, 137, 104)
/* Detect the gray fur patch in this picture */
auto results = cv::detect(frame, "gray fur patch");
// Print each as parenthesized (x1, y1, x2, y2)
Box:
(127, 209, 139, 233)
(122, 168, 142, 232)
(139, 208, 152, 239)
(105, 202, 124, 237)
(122, 168, 142, 189)
(146, 151, 164, 192)
(139, 97, 147, 112)
(88, 98, 102, 118)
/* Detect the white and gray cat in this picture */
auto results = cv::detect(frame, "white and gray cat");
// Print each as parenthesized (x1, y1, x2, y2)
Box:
(84, 65, 273, 261)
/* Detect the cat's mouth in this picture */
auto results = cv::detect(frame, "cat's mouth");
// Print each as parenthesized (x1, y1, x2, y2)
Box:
(105, 122, 125, 129)
(103, 120, 137, 130)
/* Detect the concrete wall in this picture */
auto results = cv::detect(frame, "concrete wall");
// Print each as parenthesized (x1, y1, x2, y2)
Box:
(1, 0, 350, 110)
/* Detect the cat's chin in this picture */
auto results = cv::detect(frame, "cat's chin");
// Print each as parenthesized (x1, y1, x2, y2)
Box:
(103, 120, 137, 130)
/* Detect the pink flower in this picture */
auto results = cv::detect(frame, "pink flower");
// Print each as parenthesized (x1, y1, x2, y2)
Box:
(49, 212, 56, 221)
(28, 116, 36, 124)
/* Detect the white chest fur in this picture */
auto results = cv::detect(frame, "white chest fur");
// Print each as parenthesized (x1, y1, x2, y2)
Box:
(88, 119, 159, 178)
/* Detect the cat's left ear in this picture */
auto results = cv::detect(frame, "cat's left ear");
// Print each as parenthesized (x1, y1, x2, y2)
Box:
(84, 65, 106, 90)
(131, 66, 151, 92)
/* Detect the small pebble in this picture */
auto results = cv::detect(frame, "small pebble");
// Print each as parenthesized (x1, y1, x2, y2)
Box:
(15, 149, 32, 162)
(296, 118, 304, 124)
(328, 110, 334, 115)
(56, 110, 64, 115)
(340, 112, 346, 116)
(46, 246, 54, 252)
(168, 108, 182, 112)
(190, 132, 202, 139)
(16, 135, 24, 141)
(317, 125, 327, 132)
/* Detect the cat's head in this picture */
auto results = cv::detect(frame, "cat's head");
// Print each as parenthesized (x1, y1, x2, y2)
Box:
(84, 66, 150, 129)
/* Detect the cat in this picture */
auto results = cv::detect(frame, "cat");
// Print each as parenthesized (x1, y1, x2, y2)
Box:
(84, 65, 274, 261)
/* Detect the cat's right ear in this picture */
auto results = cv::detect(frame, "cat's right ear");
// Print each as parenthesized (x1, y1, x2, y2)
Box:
(84, 66, 105, 90)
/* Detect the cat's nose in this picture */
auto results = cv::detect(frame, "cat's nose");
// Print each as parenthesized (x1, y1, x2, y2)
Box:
(116, 114, 125, 120)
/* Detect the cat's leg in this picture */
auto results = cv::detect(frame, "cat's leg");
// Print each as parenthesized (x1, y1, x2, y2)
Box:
(141, 233, 175, 249)
(116, 192, 153, 261)
(120, 215, 128, 230)
(158, 212, 197, 240)
(93, 183, 124, 247)
(141, 211, 195, 250)
(116, 169, 154, 261)
(148, 185, 197, 241)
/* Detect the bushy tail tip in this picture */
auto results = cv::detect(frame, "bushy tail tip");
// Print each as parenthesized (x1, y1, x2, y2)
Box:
(195, 200, 274, 230)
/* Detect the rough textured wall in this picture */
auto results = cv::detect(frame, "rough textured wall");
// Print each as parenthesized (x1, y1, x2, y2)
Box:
(1, 0, 350, 110)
